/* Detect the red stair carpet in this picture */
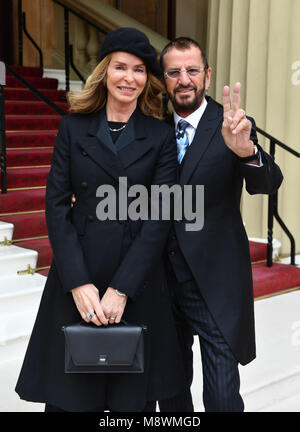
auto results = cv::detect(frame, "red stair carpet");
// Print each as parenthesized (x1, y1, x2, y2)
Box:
(1, 66, 67, 275)
(1, 65, 300, 297)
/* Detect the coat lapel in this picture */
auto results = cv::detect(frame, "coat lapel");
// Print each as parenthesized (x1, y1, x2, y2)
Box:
(179, 97, 223, 186)
(114, 113, 135, 152)
(96, 108, 117, 155)
(117, 109, 152, 169)
(78, 109, 127, 182)
(78, 107, 153, 181)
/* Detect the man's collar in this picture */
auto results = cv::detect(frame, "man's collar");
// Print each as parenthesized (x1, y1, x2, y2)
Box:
(173, 97, 208, 130)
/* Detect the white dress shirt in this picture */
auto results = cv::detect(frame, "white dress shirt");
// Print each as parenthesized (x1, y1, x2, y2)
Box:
(173, 98, 207, 145)
(173, 98, 262, 167)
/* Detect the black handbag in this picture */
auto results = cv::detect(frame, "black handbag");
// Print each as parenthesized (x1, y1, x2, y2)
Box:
(61, 320, 146, 373)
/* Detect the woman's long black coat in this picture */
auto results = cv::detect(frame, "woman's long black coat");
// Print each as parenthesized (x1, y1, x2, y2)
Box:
(15, 108, 186, 412)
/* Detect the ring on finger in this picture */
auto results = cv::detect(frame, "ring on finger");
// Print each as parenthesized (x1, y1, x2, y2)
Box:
(87, 311, 96, 320)
(109, 317, 116, 321)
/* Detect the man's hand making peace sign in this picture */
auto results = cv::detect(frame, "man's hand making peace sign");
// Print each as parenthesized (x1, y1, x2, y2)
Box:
(222, 82, 258, 162)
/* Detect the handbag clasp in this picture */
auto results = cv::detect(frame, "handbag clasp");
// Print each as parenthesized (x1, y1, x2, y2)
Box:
(98, 355, 107, 365)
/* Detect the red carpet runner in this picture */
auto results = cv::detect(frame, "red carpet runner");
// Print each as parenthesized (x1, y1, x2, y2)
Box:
(1, 66, 67, 276)
(1, 66, 300, 296)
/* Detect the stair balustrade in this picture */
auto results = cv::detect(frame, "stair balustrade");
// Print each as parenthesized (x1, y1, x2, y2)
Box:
(17, 0, 43, 69)
(53, 0, 107, 91)
(0, 63, 66, 197)
(256, 131, 300, 266)
(215, 101, 300, 267)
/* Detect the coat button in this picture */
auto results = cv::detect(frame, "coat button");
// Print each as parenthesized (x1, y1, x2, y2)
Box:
(81, 150, 88, 156)
(87, 215, 94, 222)
(81, 181, 88, 189)
(170, 250, 176, 257)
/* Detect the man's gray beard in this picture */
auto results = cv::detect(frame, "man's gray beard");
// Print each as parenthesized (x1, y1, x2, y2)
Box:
(169, 75, 207, 114)
(171, 87, 206, 114)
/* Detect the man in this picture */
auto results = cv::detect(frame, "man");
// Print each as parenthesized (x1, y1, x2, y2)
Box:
(158, 37, 283, 412)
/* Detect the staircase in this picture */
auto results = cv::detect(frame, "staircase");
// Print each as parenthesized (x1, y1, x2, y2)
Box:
(0, 67, 69, 375)
(1, 66, 68, 278)
(250, 241, 300, 298)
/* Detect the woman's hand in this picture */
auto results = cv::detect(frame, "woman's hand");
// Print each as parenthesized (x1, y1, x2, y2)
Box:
(71, 283, 108, 326)
(101, 287, 128, 324)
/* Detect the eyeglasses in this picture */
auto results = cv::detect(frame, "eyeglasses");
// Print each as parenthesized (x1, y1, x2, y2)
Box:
(164, 67, 205, 79)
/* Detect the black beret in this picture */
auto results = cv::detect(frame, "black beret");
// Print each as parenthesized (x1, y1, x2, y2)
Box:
(99, 27, 162, 79)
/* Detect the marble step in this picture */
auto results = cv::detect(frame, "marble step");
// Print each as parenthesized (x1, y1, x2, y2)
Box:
(0, 221, 14, 245)
(0, 244, 38, 277)
(0, 339, 44, 411)
(0, 274, 45, 344)
(279, 254, 300, 267)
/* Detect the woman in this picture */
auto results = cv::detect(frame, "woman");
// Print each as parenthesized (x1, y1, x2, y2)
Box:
(15, 27, 186, 412)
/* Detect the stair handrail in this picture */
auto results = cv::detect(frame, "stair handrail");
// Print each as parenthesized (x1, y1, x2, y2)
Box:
(263, 137, 299, 267)
(53, 0, 108, 91)
(18, 0, 85, 89)
(18, 0, 43, 69)
(213, 100, 299, 267)
(0, 63, 66, 195)
(5, 64, 66, 117)
(69, 45, 86, 85)
(52, 0, 170, 91)
(0, 61, 7, 194)
(256, 126, 300, 158)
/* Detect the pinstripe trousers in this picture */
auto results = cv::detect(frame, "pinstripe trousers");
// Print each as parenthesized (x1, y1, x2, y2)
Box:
(159, 277, 244, 412)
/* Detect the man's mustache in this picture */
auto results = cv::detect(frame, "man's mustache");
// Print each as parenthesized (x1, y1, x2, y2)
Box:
(174, 84, 197, 93)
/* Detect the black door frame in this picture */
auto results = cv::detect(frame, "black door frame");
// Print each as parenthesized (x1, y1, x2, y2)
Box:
(167, 0, 176, 40)
(0, 0, 14, 64)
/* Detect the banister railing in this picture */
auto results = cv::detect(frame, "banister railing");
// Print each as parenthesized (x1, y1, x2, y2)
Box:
(18, 0, 43, 69)
(214, 100, 300, 267)
(256, 126, 300, 158)
(53, 0, 108, 91)
(5, 65, 66, 116)
(0, 63, 66, 195)
(255, 129, 300, 267)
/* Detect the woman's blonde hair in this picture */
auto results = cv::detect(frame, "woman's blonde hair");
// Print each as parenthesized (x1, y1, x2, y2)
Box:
(67, 55, 164, 119)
